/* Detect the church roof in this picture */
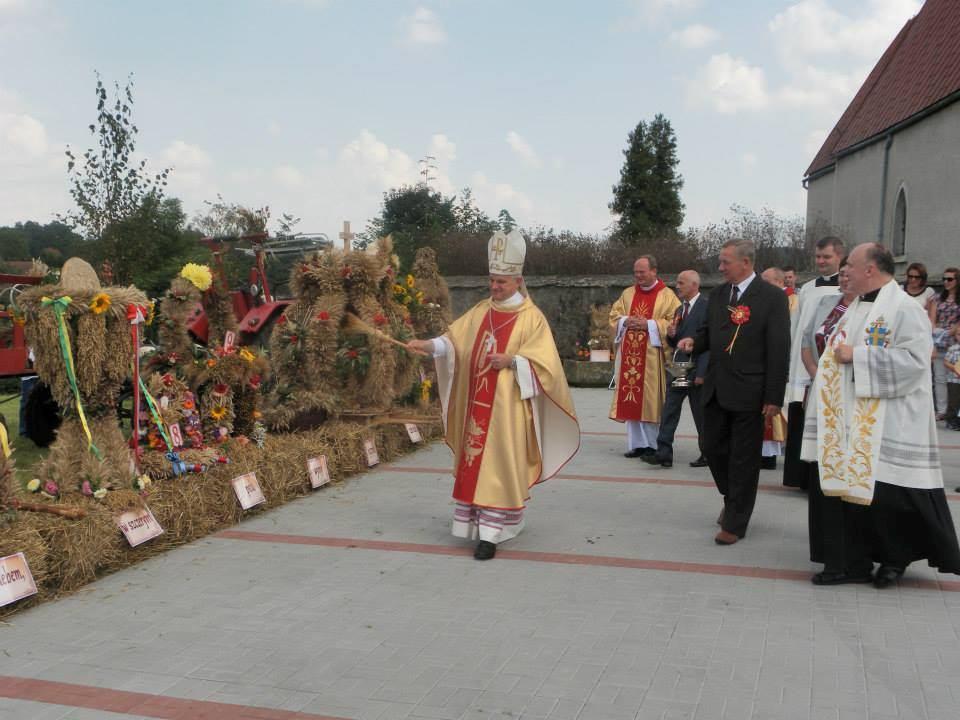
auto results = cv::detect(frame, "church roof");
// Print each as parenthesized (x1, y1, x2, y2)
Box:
(805, 0, 960, 178)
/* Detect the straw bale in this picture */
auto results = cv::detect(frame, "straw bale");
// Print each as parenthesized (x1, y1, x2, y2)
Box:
(202, 282, 238, 345)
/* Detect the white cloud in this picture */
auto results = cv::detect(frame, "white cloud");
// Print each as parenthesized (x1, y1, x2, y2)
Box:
(428, 133, 456, 163)
(267, 121, 282, 137)
(769, 0, 920, 63)
(805, 128, 830, 158)
(471, 171, 532, 214)
(402, 6, 447, 46)
(625, 0, 701, 27)
(273, 164, 305, 188)
(1, 112, 48, 156)
(340, 129, 419, 189)
(162, 140, 212, 170)
(688, 53, 768, 114)
(505, 130, 540, 168)
(741, 152, 758, 170)
(668, 23, 719, 49)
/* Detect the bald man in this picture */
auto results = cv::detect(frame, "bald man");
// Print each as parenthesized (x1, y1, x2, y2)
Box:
(643, 270, 709, 468)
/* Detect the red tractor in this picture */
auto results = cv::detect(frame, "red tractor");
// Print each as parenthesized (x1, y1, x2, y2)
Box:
(0, 271, 43, 379)
(186, 231, 329, 347)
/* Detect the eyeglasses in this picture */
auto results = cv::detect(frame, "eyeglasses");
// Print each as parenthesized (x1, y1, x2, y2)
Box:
(906, 274, 923, 279)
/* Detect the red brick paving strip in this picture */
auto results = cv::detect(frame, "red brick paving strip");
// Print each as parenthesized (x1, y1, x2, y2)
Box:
(0, 675, 350, 720)
(215, 530, 960, 592)
(580, 430, 960, 450)
(382, 466, 960, 500)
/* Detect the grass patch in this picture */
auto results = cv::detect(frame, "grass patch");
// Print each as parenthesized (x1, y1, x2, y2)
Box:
(0, 390, 48, 482)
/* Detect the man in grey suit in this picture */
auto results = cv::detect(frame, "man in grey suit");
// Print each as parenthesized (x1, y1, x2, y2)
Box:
(643, 270, 709, 468)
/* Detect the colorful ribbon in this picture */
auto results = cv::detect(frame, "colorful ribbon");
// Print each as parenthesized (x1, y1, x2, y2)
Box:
(0, 422, 10, 459)
(138, 376, 173, 452)
(128, 304, 147, 470)
(41, 296, 102, 459)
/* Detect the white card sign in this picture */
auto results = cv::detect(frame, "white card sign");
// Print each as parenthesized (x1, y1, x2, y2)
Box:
(159, 395, 169, 410)
(0, 553, 38, 608)
(224, 330, 236, 351)
(404, 423, 423, 443)
(231, 472, 266, 509)
(169, 422, 184, 448)
(116, 507, 164, 548)
(307, 455, 330, 489)
(363, 438, 380, 467)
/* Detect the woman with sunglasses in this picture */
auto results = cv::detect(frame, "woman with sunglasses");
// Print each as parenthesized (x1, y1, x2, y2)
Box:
(932, 268, 960, 420)
(903, 262, 936, 309)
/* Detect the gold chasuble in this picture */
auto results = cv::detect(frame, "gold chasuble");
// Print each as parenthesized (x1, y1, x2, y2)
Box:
(608, 281, 680, 422)
(435, 297, 580, 510)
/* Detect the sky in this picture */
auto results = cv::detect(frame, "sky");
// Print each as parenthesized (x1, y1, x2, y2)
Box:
(0, 0, 924, 242)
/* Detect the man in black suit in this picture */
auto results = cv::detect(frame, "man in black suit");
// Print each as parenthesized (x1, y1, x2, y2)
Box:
(677, 239, 790, 545)
(643, 270, 709, 468)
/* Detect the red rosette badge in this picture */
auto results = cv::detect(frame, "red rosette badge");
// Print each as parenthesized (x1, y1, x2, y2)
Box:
(725, 305, 750, 353)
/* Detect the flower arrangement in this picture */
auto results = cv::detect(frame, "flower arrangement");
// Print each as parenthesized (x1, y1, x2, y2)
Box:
(89, 292, 112, 315)
(336, 338, 372, 379)
(724, 305, 751, 353)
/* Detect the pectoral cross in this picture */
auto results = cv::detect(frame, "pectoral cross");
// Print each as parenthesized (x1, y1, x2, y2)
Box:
(339, 220, 355, 251)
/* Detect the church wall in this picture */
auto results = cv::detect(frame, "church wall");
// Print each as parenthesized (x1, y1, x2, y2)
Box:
(805, 100, 960, 277)
(882, 99, 960, 277)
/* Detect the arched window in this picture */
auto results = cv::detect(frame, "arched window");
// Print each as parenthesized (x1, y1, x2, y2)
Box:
(893, 186, 907, 256)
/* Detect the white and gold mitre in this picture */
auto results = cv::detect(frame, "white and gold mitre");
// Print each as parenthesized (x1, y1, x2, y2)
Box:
(488, 229, 526, 275)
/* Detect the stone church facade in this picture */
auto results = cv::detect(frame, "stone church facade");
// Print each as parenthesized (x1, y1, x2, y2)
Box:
(804, 0, 960, 277)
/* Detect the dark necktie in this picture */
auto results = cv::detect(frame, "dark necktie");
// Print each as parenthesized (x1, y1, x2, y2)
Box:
(730, 285, 739, 304)
(681, 301, 690, 321)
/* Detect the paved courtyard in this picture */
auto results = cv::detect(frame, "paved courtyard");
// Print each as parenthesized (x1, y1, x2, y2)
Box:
(2, 387, 960, 720)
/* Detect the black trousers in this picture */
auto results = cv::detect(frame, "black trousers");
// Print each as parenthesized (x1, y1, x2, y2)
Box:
(654, 382, 703, 462)
(782, 401, 808, 489)
(702, 397, 763, 537)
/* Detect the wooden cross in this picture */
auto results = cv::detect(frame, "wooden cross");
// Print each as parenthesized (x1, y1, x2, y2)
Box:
(339, 220, 355, 251)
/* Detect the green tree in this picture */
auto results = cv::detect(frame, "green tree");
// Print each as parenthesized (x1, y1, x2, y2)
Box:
(363, 184, 459, 268)
(609, 113, 684, 244)
(497, 209, 516, 232)
(60, 72, 170, 240)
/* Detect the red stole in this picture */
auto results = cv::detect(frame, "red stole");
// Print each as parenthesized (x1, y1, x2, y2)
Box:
(452, 308, 519, 503)
(614, 280, 665, 421)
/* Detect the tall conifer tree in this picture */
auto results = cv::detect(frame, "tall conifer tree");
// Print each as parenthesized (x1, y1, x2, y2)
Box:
(609, 114, 684, 244)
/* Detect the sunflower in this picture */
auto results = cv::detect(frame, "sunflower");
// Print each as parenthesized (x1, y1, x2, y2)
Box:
(239, 348, 256, 362)
(180, 263, 213, 291)
(210, 406, 228, 421)
(406, 274, 415, 288)
(89, 292, 112, 314)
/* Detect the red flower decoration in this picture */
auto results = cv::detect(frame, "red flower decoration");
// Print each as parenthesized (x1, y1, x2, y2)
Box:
(249, 374, 262, 389)
(278, 316, 287, 325)
(341, 266, 352, 278)
(373, 313, 387, 326)
(316, 311, 330, 321)
(161, 373, 174, 387)
(347, 349, 359, 359)
(213, 383, 229, 396)
(729, 305, 751, 325)
(289, 334, 299, 343)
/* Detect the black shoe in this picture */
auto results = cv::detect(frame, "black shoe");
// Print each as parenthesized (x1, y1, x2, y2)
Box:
(760, 456, 777, 470)
(640, 453, 660, 465)
(660, 459, 672, 468)
(689, 456, 708, 468)
(624, 448, 645, 458)
(474, 541, 496, 560)
(873, 565, 903, 588)
(811, 571, 873, 586)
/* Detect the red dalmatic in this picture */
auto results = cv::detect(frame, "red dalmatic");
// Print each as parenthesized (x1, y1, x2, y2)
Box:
(452, 309, 519, 503)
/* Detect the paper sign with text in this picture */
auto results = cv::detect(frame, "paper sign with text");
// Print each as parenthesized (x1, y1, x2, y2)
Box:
(224, 330, 236, 351)
(116, 507, 164, 548)
(404, 423, 423, 443)
(231, 472, 266, 509)
(169, 422, 184, 448)
(307, 455, 330, 489)
(363, 438, 380, 467)
(0, 553, 38, 608)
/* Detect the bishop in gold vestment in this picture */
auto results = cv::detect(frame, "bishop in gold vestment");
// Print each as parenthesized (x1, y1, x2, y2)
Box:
(409, 230, 580, 560)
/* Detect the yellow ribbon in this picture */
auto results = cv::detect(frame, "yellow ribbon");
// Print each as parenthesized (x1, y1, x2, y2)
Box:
(41, 295, 102, 459)
(0, 422, 10, 459)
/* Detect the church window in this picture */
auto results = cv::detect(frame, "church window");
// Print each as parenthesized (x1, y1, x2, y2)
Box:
(893, 187, 907, 256)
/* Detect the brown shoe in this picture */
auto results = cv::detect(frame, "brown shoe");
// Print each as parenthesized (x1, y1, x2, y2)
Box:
(714, 530, 739, 545)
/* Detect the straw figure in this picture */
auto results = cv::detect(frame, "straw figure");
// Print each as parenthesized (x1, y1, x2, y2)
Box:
(265, 236, 437, 428)
(19, 258, 149, 499)
(409, 247, 452, 338)
(0, 421, 14, 524)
